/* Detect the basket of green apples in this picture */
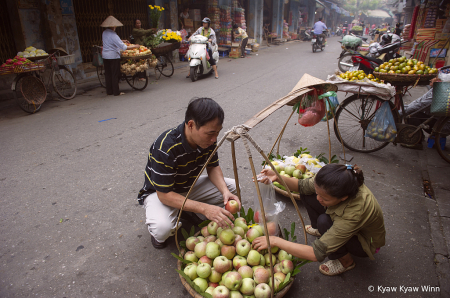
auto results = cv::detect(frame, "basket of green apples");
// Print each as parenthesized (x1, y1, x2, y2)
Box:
(265, 148, 338, 200)
(174, 206, 310, 298)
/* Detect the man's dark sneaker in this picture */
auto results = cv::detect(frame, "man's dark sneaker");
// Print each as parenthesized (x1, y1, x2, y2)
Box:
(151, 235, 167, 249)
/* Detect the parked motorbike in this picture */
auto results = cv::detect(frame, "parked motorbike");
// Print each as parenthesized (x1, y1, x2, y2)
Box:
(346, 41, 404, 74)
(186, 35, 219, 82)
(337, 35, 370, 72)
(301, 28, 312, 41)
(336, 27, 342, 36)
(312, 30, 327, 52)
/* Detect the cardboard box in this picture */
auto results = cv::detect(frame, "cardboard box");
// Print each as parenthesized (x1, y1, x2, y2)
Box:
(231, 42, 240, 47)
(184, 19, 193, 27)
(435, 33, 450, 40)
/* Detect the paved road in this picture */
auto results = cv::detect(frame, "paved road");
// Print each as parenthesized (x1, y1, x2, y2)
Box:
(0, 38, 444, 297)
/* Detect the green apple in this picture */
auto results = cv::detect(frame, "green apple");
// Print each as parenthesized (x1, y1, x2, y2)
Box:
(197, 263, 212, 279)
(247, 250, 261, 266)
(184, 263, 198, 280)
(193, 277, 208, 292)
(219, 228, 236, 245)
(277, 250, 292, 261)
(206, 242, 221, 259)
(240, 278, 256, 295)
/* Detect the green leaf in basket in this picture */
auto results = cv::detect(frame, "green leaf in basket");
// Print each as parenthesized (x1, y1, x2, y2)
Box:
(240, 206, 246, 218)
(292, 259, 312, 276)
(176, 269, 198, 292)
(171, 252, 192, 265)
(198, 220, 211, 228)
(283, 228, 290, 241)
(246, 208, 254, 224)
(181, 228, 189, 240)
(180, 241, 187, 249)
(290, 222, 296, 242)
(277, 272, 291, 292)
(189, 225, 196, 237)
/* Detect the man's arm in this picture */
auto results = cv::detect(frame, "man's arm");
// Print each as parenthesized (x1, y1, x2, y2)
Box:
(157, 190, 236, 229)
(206, 165, 240, 208)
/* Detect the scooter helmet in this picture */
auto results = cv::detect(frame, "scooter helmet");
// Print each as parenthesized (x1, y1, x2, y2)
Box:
(381, 33, 393, 45)
(202, 17, 211, 25)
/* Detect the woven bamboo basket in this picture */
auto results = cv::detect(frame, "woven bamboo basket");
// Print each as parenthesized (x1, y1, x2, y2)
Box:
(274, 186, 300, 200)
(373, 72, 437, 86)
(151, 42, 181, 57)
(177, 247, 295, 298)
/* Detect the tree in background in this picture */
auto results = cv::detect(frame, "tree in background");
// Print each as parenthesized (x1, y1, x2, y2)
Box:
(343, 0, 383, 18)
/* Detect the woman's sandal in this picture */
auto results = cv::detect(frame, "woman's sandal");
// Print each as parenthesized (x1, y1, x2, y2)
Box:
(215, 76, 219, 79)
(305, 225, 321, 237)
(319, 260, 355, 276)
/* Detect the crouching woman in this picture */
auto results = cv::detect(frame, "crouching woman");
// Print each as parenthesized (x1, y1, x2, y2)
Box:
(253, 164, 386, 276)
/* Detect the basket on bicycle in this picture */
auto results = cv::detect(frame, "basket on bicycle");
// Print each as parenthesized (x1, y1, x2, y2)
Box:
(373, 72, 437, 85)
(151, 42, 180, 57)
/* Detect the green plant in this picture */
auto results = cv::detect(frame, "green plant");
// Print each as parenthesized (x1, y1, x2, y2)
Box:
(316, 153, 339, 164)
(293, 147, 310, 158)
(148, 5, 164, 28)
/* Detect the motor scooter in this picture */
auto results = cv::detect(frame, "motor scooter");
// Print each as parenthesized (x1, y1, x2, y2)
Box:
(186, 35, 219, 82)
(312, 30, 328, 52)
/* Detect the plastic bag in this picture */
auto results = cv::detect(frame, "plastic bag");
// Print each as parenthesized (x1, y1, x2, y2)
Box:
(253, 179, 286, 236)
(341, 35, 362, 47)
(297, 89, 326, 127)
(365, 101, 397, 142)
(321, 96, 339, 121)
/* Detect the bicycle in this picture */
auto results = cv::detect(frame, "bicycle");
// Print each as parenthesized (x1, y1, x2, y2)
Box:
(333, 80, 450, 163)
(12, 49, 77, 113)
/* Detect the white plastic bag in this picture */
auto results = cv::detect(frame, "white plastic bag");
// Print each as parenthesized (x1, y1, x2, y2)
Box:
(253, 180, 286, 236)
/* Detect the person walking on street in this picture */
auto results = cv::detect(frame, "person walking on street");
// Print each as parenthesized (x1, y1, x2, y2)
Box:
(233, 24, 248, 58)
(101, 16, 139, 96)
(137, 97, 240, 249)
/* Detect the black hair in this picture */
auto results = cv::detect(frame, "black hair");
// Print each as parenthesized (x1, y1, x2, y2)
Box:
(185, 97, 224, 128)
(319, 17, 323, 21)
(233, 24, 239, 29)
(315, 164, 364, 199)
(134, 18, 140, 27)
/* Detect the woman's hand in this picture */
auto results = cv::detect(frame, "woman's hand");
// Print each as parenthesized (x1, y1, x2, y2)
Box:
(208, 39, 212, 42)
(252, 236, 278, 252)
(259, 168, 278, 184)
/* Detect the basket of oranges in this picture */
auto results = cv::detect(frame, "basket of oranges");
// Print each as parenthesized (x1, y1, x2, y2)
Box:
(373, 57, 437, 85)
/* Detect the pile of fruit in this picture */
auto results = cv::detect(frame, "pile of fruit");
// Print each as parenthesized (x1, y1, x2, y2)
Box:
(17, 46, 48, 58)
(365, 122, 397, 142)
(265, 149, 334, 193)
(374, 57, 437, 75)
(1, 56, 42, 73)
(121, 45, 152, 57)
(178, 204, 306, 298)
(338, 70, 385, 83)
(120, 59, 149, 76)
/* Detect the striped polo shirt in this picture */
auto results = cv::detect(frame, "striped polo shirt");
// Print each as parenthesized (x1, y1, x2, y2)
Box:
(137, 123, 219, 204)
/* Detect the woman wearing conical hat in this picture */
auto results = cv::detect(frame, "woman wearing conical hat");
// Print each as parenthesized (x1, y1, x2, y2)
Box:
(101, 16, 139, 96)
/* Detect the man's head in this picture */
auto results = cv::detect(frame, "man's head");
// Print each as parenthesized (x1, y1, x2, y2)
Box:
(202, 17, 211, 29)
(319, 18, 323, 22)
(185, 98, 224, 149)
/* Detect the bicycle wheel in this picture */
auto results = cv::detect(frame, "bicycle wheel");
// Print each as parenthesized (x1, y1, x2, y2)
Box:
(338, 53, 353, 73)
(156, 55, 174, 77)
(125, 72, 148, 91)
(334, 94, 398, 153)
(434, 117, 450, 163)
(52, 66, 77, 100)
(14, 74, 46, 113)
(97, 65, 106, 88)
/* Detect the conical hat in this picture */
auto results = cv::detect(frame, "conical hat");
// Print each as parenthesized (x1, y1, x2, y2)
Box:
(290, 73, 337, 94)
(100, 16, 123, 27)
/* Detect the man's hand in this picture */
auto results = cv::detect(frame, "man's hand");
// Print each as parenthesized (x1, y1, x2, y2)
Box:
(223, 191, 241, 210)
(208, 39, 212, 42)
(205, 205, 235, 229)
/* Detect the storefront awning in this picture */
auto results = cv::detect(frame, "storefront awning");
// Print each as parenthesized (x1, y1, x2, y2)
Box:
(316, 0, 326, 8)
(366, 9, 391, 18)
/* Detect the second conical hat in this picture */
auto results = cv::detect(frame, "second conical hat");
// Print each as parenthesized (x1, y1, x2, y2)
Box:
(290, 73, 337, 94)
(100, 16, 123, 27)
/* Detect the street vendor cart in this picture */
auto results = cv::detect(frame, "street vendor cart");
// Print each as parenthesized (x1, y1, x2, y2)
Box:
(1, 48, 77, 114)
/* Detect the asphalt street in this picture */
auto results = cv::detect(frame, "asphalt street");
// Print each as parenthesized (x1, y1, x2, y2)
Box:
(0, 37, 446, 297)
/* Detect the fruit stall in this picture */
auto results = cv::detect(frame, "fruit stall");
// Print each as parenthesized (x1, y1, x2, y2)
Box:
(172, 74, 344, 298)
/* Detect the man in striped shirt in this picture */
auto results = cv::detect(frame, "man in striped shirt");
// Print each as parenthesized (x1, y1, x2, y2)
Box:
(138, 98, 240, 249)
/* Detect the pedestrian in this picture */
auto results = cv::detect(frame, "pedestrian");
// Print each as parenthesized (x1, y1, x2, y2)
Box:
(233, 24, 248, 58)
(101, 16, 139, 96)
(179, 7, 190, 30)
(253, 164, 386, 276)
(187, 18, 219, 79)
(137, 97, 240, 249)
(132, 18, 156, 46)
(394, 23, 402, 36)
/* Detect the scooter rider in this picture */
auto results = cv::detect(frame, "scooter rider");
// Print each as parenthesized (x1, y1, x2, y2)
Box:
(313, 17, 328, 44)
(187, 18, 219, 79)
